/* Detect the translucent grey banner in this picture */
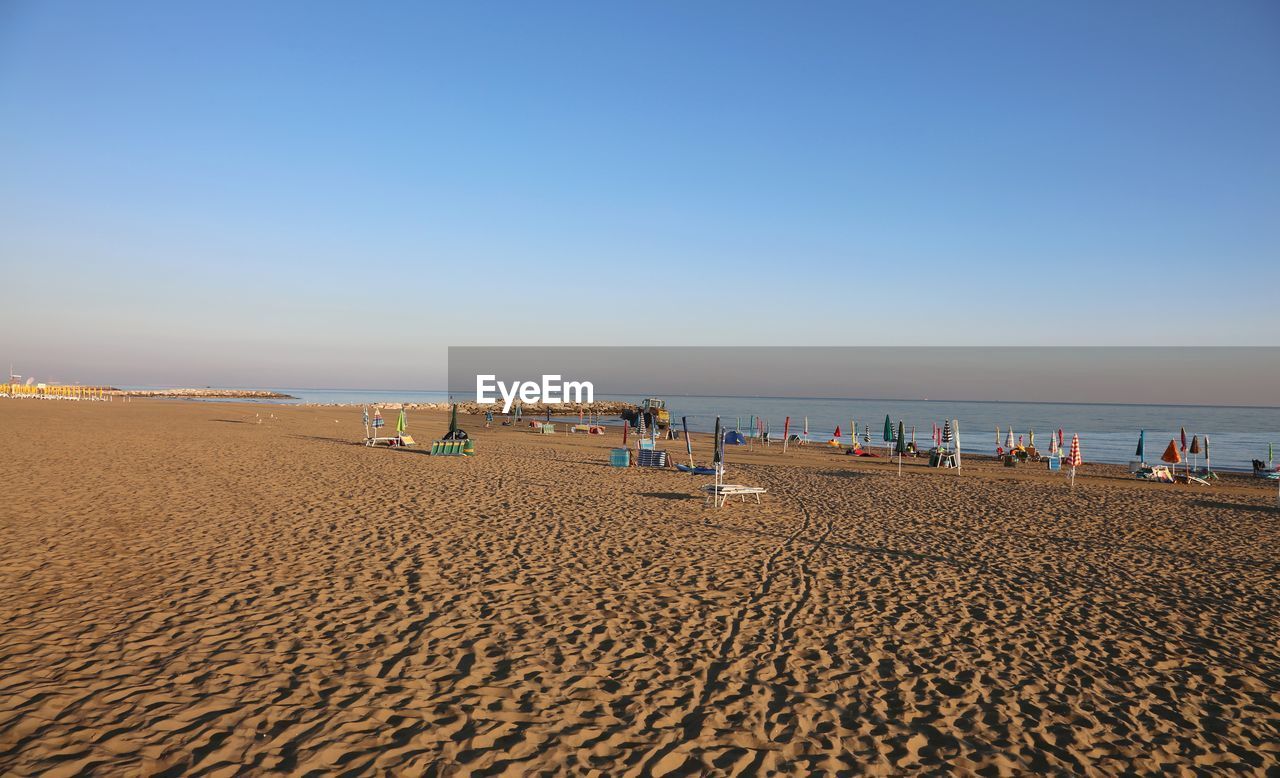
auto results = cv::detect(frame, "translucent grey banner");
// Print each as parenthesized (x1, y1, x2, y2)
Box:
(447, 347, 1279, 408)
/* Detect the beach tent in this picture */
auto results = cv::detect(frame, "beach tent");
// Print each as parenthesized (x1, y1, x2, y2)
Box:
(724, 431, 747, 446)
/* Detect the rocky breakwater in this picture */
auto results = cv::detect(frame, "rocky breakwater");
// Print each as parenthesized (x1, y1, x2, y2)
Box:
(114, 389, 297, 399)
(327, 400, 639, 416)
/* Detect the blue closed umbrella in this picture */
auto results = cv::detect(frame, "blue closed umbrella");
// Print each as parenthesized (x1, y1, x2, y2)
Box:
(1135, 430, 1145, 461)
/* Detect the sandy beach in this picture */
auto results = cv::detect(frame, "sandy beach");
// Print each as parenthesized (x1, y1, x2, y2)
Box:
(1, 399, 1277, 775)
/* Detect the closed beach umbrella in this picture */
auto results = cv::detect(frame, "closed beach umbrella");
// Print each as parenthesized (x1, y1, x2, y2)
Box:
(1029, 428, 1035, 447)
(1161, 440, 1181, 465)
(448, 404, 459, 435)
(373, 408, 384, 429)
(1180, 427, 1187, 452)
(1066, 433, 1083, 486)
(1189, 435, 1200, 455)
(834, 425, 841, 440)
(1058, 428, 1064, 450)
(1270, 442, 1274, 465)
(713, 416, 724, 466)
(883, 415, 893, 442)
(942, 419, 952, 444)
(1135, 430, 1145, 460)
(1005, 428, 1015, 450)
(896, 420, 907, 476)
(995, 425, 1000, 446)
(682, 416, 693, 467)
(396, 408, 408, 435)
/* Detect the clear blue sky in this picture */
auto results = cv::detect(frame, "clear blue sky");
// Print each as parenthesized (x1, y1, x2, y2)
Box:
(1, 2, 1276, 388)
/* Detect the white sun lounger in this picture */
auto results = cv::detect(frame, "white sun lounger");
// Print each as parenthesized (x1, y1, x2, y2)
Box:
(702, 483, 767, 507)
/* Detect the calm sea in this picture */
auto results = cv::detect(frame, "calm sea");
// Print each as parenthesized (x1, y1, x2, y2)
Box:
(129, 387, 1280, 473)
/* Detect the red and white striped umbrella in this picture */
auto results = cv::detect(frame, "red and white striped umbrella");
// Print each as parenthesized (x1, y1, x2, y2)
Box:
(1066, 433, 1083, 468)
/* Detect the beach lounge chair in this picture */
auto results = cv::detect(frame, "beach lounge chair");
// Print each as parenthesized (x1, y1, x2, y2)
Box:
(703, 483, 767, 507)
(1135, 465, 1174, 482)
(636, 449, 668, 468)
(430, 439, 474, 456)
(701, 461, 766, 507)
(1046, 455, 1061, 471)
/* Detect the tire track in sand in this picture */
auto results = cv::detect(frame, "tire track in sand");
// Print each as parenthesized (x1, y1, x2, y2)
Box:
(637, 482, 814, 773)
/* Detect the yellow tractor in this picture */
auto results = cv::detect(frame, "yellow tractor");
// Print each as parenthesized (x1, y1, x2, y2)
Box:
(621, 397, 671, 431)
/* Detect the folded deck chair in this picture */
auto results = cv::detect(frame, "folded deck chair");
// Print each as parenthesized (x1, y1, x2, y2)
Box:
(430, 439, 474, 456)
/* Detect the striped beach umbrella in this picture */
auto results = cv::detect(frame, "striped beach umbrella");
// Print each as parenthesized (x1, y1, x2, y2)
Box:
(942, 419, 952, 445)
(1005, 428, 1015, 450)
(372, 408, 384, 429)
(1067, 433, 1083, 487)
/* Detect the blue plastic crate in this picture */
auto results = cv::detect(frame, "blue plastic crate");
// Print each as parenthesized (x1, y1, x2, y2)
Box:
(609, 448, 631, 467)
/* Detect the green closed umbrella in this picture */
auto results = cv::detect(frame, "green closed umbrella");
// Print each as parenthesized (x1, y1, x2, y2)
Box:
(895, 420, 907, 476)
(396, 408, 408, 435)
(448, 404, 458, 435)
